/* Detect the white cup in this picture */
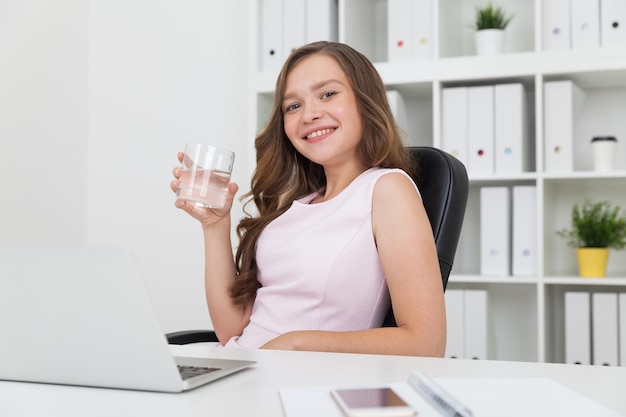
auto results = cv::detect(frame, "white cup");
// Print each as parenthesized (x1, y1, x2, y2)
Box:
(591, 136, 617, 172)
(176, 143, 235, 208)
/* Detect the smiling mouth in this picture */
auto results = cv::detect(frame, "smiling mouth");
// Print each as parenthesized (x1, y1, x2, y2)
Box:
(305, 128, 335, 140)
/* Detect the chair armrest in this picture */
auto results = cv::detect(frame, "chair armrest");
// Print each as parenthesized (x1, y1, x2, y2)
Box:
(166, 330, 219, 345)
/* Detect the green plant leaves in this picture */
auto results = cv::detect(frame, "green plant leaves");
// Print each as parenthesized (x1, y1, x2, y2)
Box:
(557, 199, 626, 249)
(474, 3, 514, 30)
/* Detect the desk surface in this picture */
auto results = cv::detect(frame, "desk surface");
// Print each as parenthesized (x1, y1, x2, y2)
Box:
(2, 345, 625, 416)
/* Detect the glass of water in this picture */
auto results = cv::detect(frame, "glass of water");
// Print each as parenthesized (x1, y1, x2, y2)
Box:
(176, 143, 235, 209)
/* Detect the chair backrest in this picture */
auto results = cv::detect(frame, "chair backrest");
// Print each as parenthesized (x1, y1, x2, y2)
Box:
(382, 146, 468, 327)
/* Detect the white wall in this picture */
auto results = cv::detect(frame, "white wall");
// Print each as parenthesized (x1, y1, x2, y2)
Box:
(0, 1, 88, 244)
(0, 1, 249, 333)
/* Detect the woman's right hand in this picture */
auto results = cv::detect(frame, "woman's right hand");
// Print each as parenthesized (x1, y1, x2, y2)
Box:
(170, 151, 239, 228)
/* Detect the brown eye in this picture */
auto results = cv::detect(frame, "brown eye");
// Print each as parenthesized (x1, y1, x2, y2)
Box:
(284, 103, 300, 113)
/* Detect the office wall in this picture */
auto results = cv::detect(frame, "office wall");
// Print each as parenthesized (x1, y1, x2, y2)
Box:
(0, 1, 88, 244)
(0, 1, 249, 333)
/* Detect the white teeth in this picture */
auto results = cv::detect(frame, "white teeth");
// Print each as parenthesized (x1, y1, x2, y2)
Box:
(306, 128, 333, 139)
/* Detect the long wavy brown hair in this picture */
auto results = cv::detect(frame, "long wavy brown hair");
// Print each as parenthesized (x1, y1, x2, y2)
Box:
(230, 41, 415, 305)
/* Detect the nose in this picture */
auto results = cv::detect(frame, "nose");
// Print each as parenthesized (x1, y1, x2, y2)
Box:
(302, 101, 322, 123)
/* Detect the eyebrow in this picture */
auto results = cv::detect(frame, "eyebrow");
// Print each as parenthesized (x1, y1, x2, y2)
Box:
(282, 79, 345, 104)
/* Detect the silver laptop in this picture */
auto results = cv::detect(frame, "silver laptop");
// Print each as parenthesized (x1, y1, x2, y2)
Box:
(0, 245, 255, 392)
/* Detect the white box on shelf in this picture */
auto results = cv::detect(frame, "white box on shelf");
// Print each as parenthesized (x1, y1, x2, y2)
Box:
(441, 87, 469, 167)
(387, 0, 433, 62)
(283, 0, 306, 57)
(260, 0, 284, 71)
(592, 292, 619, 366)
(543, 80, 585, 173)
(464, 289, 488, 360)
(494, 83, 529, 173)
(387, 0, 413, 62)
(543, 0, 572, 50)
(600, 0, 626, 46)
(480, 187, 511, 276)
(468, 85, 495, 174)
(305, 0, 338, 43)
(565, 291, 591, 365)
(411, 0, 434, 60)
(444, 289, 465, 359)
(571, 0, 601, 49)
(512, 185, 537, 276)
(620, 293, 626, 366)
(386, 90, 409, 136)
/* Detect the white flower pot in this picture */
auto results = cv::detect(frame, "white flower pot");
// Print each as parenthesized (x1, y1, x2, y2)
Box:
(475, 29, 505, 56)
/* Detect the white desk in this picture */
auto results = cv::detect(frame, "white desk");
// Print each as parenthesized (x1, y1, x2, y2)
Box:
(1, 344, 625, 416)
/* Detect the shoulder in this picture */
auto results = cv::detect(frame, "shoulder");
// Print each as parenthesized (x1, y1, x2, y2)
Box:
(370, 169, 430, 247)
(372, 169, 421, 202)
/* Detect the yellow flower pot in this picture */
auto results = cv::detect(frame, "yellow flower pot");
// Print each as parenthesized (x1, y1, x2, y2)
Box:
(576, 248, 609, 278)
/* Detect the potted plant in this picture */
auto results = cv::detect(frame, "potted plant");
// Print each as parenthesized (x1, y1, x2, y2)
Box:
(557, 199, 626, 277)
(472, 2, 514, 56)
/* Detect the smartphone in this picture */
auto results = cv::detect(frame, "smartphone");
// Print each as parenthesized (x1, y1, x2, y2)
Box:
(330, 387, 417, 417)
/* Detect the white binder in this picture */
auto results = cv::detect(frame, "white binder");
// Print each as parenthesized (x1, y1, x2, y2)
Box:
(512, 186, 537, 276)
(305, 0, 338, 43)
(467, 85, 495, 174)
(283, 0, 306, 57)
(387, 0, 413, 62)
(600, 0, 626, 46)
(564, 291, 591, 365)
(412, 0, 434, 60)
(444, 289, 465, 359)
(494, 83, 529, 173)
(386, 90, 408, 136)
(441, 87, 469, 166)
(464, 290, 488, 360)
(618, 292, 626, 366)
(543, 80, 585, 173)
(543, 0, 572, 50)
(571, 0, 601, 49)
(480, 187, 511, 276)
(592, 292, 619, 366)
(260, 0, 284, 71)
(387, 0, 433, 62)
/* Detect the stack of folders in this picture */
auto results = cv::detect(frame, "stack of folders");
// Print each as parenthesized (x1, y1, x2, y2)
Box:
(441, 83, 530, 176)
(444, 289, 490, 360)
(387, 0, 434, 62)
(259, 0, 338, 71)
(565, 292, 626, 366)
(543, 0, 626, 51)
(479, 186, 537, 278)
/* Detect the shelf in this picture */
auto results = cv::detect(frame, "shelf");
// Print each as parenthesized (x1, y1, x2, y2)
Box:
(468, 172, 538, 184)
(542, 171, 626, 180)
(254, 49, 626, 94)
(449, 274, 540, 285)
(451, 275, 626, 287)
(250, 0, 626, 365)
(543, 276, 626, 286)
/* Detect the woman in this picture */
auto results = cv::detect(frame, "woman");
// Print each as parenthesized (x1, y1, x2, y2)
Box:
(171, 41, 445, 357)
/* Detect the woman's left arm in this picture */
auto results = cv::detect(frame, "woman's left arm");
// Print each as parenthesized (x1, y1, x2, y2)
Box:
(260, 172, 447, 356)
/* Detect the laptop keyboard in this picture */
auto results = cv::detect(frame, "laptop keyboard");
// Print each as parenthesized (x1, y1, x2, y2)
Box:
(177, 365, 222, 380)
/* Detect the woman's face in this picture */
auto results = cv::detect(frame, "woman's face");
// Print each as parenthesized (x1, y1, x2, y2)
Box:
(281, 54, 364, 169)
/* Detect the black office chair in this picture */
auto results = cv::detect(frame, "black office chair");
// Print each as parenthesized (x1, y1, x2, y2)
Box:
(167, 146, 469, 343)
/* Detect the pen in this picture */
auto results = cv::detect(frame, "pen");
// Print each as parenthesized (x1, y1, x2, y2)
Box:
(407, 371, 474, 417)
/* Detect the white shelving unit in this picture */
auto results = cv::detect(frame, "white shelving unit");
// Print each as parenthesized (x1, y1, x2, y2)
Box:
(247, 0, 626, 364)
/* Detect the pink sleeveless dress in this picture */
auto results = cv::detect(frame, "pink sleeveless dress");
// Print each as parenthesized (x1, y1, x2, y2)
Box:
(224, 167, 418, 348)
